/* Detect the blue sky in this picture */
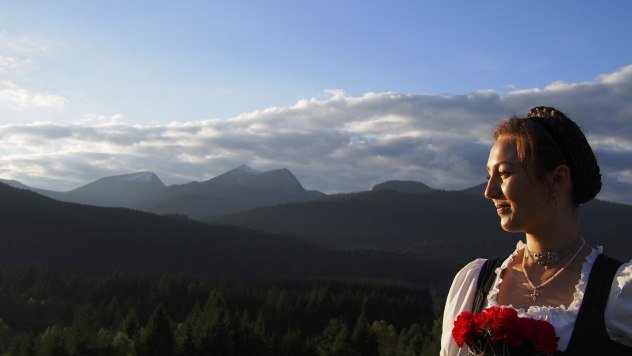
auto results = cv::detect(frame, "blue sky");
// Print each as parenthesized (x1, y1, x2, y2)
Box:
(0, 0, 631, 204)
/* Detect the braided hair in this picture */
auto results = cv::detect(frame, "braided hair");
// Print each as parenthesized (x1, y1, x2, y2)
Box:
(493, 106, 601, 205)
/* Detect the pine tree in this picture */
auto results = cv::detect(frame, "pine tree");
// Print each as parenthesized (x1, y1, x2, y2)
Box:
(317, 318, 353, 356)
(370, 320, 398, 356)
(351, 312, 378, 356)
(111, 331, 134, 356)
(280, 328, 304, 356)
(38, 325, 69, 356)
(67, 304, 100, 355)
(120, 308, 140, 341)
(0, 318, 10, 351)
(137, 303, 175, 356)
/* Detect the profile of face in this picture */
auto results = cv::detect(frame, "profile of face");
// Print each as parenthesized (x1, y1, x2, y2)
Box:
(485, 135, 552, 233)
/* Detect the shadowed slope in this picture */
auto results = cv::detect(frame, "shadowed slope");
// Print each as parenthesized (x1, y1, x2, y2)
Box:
(0, 183, 454, 286)
(209, 188, 632, 262)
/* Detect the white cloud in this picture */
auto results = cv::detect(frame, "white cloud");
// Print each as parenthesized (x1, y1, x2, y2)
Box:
(0, 81, 68, 110)
(74, 113, 124, 126)
(0, 65, 630, 204)
(0, 55, 19, 72)
(614, 170, 632, 184)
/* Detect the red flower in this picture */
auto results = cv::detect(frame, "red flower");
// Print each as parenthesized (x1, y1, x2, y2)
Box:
(452, 311, 475, 347)
(507, 317, 531, 347)
(452, 307, 559, 354)
(489, 307, 518, 342)
(473, 308, 493, 334)
(531, 319, 558, 353)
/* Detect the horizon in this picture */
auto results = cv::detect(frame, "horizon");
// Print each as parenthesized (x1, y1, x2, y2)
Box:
(0, 163, 487, 194)
(3, 166, 631, 208)
(1, 1, 631, 204)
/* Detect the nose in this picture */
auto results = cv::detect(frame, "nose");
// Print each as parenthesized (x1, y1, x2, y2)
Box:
(484, 174, 501, 200)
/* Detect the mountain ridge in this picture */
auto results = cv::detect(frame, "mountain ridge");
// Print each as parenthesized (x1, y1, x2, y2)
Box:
(372, 180, 435, 194)
(2, 165, 327, 217)
(207, 189, 632, 262)
(0, 182, 455, 286)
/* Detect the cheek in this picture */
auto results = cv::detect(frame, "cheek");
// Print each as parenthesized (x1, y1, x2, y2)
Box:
(501, 181, 531, 208)
(500, 182, 518, 202)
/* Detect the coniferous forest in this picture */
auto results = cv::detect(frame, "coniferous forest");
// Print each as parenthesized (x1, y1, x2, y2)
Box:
(0, 266, 441, 355)
(0, 182, 453, 355)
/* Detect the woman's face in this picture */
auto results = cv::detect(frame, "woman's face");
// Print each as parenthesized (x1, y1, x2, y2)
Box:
(485, 135, 551, 233)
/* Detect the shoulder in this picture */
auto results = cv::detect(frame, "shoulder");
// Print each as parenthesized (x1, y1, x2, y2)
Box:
(445, 258, 488, 313)
(441, 259, 486, 356)
(452, 258, 487, 289)
(605, 258, 632, 346)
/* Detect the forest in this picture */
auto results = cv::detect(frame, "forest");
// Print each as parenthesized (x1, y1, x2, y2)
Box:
(0, 265, 442, 355)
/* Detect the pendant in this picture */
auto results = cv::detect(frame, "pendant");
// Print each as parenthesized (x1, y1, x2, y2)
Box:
(529, 289, 539, 302)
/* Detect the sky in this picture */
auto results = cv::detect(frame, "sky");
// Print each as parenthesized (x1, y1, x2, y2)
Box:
(0, 0, 631, 204)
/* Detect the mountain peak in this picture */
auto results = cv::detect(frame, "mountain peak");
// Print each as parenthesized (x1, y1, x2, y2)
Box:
(65, 171, 167, 207)
(112, 171, 164, 185)
(230, 165, 262, 176)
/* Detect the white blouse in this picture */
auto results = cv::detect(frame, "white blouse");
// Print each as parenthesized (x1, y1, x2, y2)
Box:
(440, 242, 632, 356)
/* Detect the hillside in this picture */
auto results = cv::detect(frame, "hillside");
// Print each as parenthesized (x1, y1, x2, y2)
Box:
(372, 180, 435, 193)
(0, 183, 453, 286)
(208, 189, 632, 262)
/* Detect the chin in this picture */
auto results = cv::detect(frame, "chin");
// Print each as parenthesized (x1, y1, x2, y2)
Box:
(500, 218, 523, 233)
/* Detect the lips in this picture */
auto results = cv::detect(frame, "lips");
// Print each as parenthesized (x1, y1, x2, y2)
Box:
(495, 202, 511, 215)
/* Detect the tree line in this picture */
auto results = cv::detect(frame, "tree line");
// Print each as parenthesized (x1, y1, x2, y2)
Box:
(0, 266, 442, 355)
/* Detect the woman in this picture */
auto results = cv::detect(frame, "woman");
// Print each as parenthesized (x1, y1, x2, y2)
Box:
(440, 107, 632, 355)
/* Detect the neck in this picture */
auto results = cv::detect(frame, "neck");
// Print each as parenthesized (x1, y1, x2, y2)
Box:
(525, 212, 580, 253)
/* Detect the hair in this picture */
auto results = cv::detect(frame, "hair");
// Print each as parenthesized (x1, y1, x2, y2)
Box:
(493, 106, 601, 205)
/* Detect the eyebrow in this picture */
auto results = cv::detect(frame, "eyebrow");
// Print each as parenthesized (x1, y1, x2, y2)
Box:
(486, 161, 516, 171)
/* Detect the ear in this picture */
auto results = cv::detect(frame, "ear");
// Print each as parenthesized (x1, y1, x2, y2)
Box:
(548, 164, 573, 193)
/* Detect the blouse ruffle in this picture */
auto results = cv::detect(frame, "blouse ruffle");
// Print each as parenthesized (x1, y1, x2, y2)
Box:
(485, 241, 602, 350)
(440, 242, 632, 356)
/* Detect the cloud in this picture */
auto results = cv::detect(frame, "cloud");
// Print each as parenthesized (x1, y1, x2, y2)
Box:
(0, 54, 31, 73)
(0, 55, 20, 72)
(0, 81, 68, 110)
(0, 65, 631, 204)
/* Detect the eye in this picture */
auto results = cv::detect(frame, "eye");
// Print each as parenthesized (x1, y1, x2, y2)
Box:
(499, 171, 511, 178)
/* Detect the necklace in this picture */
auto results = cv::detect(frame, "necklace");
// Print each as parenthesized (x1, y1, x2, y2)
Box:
(526, 238, 584, 267)
(522, 239, 585, 302)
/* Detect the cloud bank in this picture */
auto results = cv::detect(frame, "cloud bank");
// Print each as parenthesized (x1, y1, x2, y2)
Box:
(0, 65, 631, 204)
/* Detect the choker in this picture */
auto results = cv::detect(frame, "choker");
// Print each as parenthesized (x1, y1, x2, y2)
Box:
(522, 239, 585, 302)
(526, 238, 584, 267)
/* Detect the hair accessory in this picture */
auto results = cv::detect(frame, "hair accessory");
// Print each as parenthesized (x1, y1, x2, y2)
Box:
(526, 118, 582, 203)
(522, 239, 585, 302)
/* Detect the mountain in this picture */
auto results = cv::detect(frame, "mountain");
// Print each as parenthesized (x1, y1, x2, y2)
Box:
(60, 171, 166, 207)
(372, 180, 435, 194)
(140, 165, 326, 218)
(1, 178, 68, 201)
(0, 179, 32, 190)
(460, 182, 487, 196)
(2, 165, 326, 218)
(0, 182, 455, 286)
(208, 189, 632, 263)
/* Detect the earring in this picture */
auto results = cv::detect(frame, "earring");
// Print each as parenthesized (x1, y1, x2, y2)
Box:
(550, 193, 558, 205)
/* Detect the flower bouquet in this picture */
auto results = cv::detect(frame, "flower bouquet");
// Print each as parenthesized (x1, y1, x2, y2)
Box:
(452, 306, 559, 356)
